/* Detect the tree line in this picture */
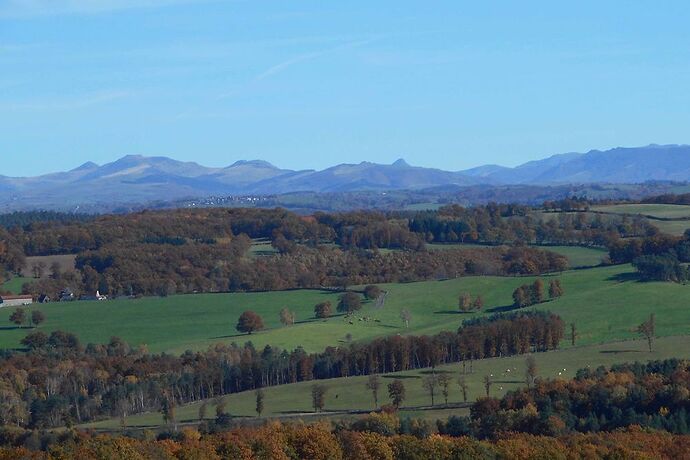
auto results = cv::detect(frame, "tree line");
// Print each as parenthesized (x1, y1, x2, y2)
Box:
(0, 418, 687, 459)
(463, 358, 690, 439)
(1, 311, 563, 429)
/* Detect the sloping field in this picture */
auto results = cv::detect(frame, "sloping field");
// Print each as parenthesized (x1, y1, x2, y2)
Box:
(1, 264, 689, 356)
(83, 335, 690, 430)
(593, 203, 690, 219)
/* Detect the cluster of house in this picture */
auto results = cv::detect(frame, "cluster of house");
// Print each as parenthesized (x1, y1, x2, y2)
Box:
(0, 289, 108, 308)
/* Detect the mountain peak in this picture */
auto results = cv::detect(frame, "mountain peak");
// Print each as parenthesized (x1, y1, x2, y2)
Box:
(228, 160, 278, 169)
(70, 161, 99, 172)
(392, 158, 410, 167)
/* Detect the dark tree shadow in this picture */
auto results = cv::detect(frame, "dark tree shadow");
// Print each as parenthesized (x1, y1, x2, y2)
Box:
(486, 304, 521, 314)
(419, 369, 455, 375)
(382, 374, 420, 380)
(599, 349, 643, 354)
(606, 272, 640, 283)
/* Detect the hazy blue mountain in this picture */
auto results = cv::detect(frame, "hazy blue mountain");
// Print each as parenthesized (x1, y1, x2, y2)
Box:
(467, 145, 690, 184)
(2, 144, 690, 211)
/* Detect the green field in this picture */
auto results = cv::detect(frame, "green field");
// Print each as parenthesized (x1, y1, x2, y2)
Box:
(2, 263, 689, 356)
(84, 335, 690, 430)
(1, 276, 33, 295)
(593, 203, 690, 219)
(592, 203, 690, 235)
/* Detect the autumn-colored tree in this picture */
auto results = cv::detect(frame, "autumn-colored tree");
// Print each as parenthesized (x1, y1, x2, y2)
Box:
(364, 285, 382, 300)
(236, 310, 264, 334)
(636, 313, 656, 352)
(458, 376, 469, 402)
(388, 379, 406, 409)
(473, 295, 484, 311)
(279, 307, 295, 326)
(549, 279, 564, 299)
(458, 292, 472, 312)
(255, 388, 265, 416)
(311, 384, 327, 412)
(314, 301, 332, 319)
(512, 286, 529, 308)
(9, 308, 25, 328)
(20, 330, 48, 349)
(366, 374, 381, 408)
(337, 292, 362, 313)
(531, 279, 545, 304)
(31, 310, 45, 328)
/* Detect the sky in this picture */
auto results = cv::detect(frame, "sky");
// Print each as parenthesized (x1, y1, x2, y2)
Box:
(2, 1, 690, 176)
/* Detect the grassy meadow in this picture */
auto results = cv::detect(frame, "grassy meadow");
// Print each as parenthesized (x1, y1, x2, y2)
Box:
(592, 203, 690, 235)
(1, 261, 689, 355)
(592, 203, 690, 219)
(84, 335, 690, 430)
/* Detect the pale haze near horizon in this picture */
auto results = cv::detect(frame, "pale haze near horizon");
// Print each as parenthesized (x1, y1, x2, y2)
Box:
(2, 1, 689, 176)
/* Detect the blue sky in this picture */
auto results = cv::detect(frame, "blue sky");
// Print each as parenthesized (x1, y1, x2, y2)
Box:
(2, 1, 690, 176)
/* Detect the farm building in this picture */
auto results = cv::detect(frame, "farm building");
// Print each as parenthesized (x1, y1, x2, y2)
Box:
(0, 295, 33, 307)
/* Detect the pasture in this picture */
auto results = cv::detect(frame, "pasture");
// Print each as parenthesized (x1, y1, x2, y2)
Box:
(84, 335, 690, 430)
(592, 203, 690, 219)
(1, 276, 33, 295)
(1, 263, 689, 356)
(22, 254, 76, 277)
(592, 203, 690, 235)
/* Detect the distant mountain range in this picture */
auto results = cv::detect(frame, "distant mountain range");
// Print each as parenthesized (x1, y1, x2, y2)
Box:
(2, 144, 690, 211)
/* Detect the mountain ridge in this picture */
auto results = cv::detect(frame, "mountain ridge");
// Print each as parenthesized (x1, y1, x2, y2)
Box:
(3, 144, 690, 210)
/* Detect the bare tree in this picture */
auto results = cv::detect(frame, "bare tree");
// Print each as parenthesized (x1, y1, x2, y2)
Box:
(458, 376, 469, 402)
(366, 374, 381, 408)
(483, 375, 492, 397)
(311, 384, 327, 412)
(438, 373, 452, 405)
(422, 374, 439, 406)
(525, 355, 537, 388)
(400, 309, 411, 328)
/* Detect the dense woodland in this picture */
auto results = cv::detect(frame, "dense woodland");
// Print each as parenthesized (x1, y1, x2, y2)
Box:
(461, 359, 690, 438)
(0, 311, 562, 429)
(0, 207, 584, 298)
(0, 201, 666, 298)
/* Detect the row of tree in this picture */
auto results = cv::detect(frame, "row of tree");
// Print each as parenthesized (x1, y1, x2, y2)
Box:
(512, 279, 563, 308)
(1, 311, 563, 429)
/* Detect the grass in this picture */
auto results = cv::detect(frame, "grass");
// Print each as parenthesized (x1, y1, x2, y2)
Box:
(2, 264, 690, 356)
(22, 254, 76, 275)
(593, 203, 690, 219)
(1, 276, 34, 295)
(650, 220, 690, 236)
(591, 203, 690, 235)
(83, 335, 690, 430)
